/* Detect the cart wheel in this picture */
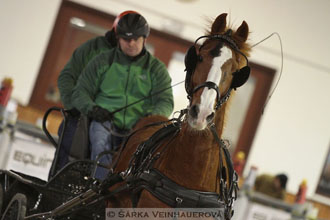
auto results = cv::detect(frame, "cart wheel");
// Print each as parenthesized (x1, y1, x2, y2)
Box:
(0, 183, 3, 215)
(0, 193, 26, 220)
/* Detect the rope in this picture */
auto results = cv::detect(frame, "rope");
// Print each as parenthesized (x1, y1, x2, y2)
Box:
(252, 32, 284, 114)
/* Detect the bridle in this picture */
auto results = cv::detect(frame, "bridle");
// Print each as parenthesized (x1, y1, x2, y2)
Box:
(185, 30, 251, 111)
(190, 81, 231, 110)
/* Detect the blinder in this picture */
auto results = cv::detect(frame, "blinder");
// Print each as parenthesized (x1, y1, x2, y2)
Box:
(184, 31, 250, 98)
(184, 45, 199, 97)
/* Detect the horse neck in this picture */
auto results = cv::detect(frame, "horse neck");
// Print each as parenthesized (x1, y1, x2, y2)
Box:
(212, 102, 227, 135)
(155, 105, 227, 192)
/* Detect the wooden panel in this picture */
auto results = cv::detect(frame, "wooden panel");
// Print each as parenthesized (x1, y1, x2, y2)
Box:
(29, 1, 115, 111)
(285, 193, 330, 219)
(233, 63, 275, 165)
(17, 105, 62, 135)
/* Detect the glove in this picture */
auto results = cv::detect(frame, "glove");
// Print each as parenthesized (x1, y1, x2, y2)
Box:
(88, 106, 113, 123)
(66, 108, 80, 118)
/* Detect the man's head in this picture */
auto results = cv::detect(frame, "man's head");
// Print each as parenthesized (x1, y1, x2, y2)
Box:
(113, 11, 150, 57)
(274, 174, 288, 190)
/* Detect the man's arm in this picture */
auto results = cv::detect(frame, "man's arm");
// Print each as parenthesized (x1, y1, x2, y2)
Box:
(57, 50, 85, 109)
(71, 55, 105, 115)
(150, 61, 174, 117)
(57, 35, 114, 109)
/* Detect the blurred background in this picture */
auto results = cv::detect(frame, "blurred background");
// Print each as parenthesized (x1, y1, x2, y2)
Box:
(0, 0, 330, 218)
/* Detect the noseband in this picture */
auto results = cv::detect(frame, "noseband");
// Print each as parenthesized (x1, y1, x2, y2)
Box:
(190, 81, 230, 110)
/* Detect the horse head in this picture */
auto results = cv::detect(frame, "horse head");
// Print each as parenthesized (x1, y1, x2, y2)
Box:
(184, 13, 251, 130)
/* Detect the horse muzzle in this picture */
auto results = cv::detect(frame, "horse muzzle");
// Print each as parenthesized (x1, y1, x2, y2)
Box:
(187, 103, 215, 130)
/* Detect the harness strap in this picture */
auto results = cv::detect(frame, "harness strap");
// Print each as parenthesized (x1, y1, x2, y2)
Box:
(130, 169, 226, 210)
(98, 172, 124, 194)
(192, 81, 220, 104)
(110, 119, 175, 171)
(124, 122, 181, 178)
(210, 123, 238, 219)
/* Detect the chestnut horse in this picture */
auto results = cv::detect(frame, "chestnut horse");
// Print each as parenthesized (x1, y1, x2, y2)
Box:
(107, 13, 251, 220)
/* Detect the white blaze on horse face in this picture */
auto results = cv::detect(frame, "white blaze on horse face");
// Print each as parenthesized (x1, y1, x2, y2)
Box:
(196, 46, 233, 129)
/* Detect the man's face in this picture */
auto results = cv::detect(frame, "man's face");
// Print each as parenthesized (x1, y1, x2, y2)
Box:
(118, 36, 145, 57)
(274, 177, 281, 189)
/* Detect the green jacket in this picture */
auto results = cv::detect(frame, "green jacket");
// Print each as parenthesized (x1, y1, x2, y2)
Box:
(72, 47, 174, 130)
(57, 33, 115, 109)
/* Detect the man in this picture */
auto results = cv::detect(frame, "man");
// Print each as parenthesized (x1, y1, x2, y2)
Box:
(53, 11, 139, 175)
(254, 173, 288, 200)
(53, 11, 122, 176)
(72, 11, 174, 180)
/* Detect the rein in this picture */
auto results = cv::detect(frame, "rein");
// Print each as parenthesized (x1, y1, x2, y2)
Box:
(110, 80, 184, 116)
(210, 123, 239, 218)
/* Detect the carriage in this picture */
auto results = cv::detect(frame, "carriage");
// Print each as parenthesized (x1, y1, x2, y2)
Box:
(0, 107, 109, 219)
(0, 13, 251, 220)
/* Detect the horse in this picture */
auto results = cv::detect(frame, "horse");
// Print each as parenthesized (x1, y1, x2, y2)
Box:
(106, 13, 251, 220)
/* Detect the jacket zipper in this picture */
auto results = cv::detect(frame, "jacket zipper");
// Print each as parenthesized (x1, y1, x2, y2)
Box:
(123, 65, 130, 130)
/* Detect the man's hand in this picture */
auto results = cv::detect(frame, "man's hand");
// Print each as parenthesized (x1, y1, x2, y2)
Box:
(89, 106, 113, 123)
(66, 108, 80, 118)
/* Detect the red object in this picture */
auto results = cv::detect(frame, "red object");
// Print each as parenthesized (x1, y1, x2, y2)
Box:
(295, 180, 307, 204)
(233, 151, 246, 176)
(234, 160, 245, 176)
(113, 10, 139, 31)
(0, 78, 13, 107)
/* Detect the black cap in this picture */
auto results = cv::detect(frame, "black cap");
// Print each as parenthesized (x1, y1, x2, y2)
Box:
(114, 11, 150, 39)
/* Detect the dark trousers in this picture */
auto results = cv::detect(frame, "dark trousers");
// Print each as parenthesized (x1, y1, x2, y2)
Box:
(55, 118, 79, 170)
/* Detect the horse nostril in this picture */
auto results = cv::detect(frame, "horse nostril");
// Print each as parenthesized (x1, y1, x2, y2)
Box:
(189, 104, 199, 118)
(206, 112, 215, 122)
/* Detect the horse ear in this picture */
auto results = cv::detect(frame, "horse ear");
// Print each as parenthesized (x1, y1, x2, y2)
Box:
(234, 21, 249, 42)
(211, 13, 227, 34)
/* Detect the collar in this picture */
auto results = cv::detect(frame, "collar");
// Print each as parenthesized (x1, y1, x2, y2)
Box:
(105, 29, 117, 47)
